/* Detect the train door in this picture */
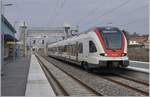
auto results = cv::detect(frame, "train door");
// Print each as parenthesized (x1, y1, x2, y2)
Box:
(78, 42, 83, 62)
(83, 39, 88, 62)
(75, 42, 78, 61)
(68, 44, 71, 59)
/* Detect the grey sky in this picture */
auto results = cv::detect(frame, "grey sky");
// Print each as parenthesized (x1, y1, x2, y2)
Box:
(4, 0, 149, 35)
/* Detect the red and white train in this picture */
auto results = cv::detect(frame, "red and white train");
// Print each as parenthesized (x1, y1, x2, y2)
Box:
(47, 27, 129, 70)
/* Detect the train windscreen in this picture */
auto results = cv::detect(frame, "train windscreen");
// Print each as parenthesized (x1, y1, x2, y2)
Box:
(100, 29, 122, 50)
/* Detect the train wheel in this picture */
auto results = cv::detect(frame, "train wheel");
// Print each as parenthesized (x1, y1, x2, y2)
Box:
(83, 63, 92, 72)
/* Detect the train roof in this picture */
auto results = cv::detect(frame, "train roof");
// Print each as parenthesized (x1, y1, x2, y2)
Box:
(48, 32, 87, 47)
(48, 26, 121, 47)
(93, 26, 120, 31)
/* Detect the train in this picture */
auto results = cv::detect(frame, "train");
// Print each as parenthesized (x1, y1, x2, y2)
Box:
(47, 26, 129, 70)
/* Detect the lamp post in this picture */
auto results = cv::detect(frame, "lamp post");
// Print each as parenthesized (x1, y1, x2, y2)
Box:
(64, 23, 70, 39)
(0, 0, 3, 75)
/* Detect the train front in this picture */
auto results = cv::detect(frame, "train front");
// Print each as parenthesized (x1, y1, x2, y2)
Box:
(96, 27, 129, 68)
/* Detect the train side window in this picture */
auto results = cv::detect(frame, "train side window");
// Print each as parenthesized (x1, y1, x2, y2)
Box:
(78, 43, 83, 53)
(63, 45, 67, 52)
(89, 41, 97, 53)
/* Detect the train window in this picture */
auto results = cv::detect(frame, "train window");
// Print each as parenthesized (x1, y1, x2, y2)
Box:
(99, 28, 122, 50)
(73, 44, 76, 56)
(49, 48, 51, 51)
(71, 45, 74, 56)
(78, 43, 83, 53)
(89, 41, 97, 53)
(71, 44, 76, 56)
(58, 46, 61, 53)
(64, 45, 67, 52)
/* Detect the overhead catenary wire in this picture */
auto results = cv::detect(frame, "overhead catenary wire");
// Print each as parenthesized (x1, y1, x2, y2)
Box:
(123, 5, 148, 15)
(60, 0, 66, 9)
(79, 0, 130, 26)
(52, 0, 66, 26)
(50, 0, 59, 25)
(75, 1, 106, 25)
(95, 4, 148, 26)
(116, 18, 148, 27)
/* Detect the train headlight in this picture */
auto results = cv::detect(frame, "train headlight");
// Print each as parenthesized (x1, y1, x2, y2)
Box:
(122, 53, 127, 56)
(100, 53, 105, 56)
(100, 53, 107, 56)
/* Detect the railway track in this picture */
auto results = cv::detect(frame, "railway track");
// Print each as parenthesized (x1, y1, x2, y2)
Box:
(100, 74, 149, 95)
(36, 54, 102, 96)
(37, 54, 149, 96)
(93, 68, 149, 95)
(114, 74, 149, 86)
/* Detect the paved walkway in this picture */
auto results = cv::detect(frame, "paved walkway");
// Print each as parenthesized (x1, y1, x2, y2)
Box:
(25, 54, 55, 96)
(1, 56, 31, 96)
(129, 60, 149, 69)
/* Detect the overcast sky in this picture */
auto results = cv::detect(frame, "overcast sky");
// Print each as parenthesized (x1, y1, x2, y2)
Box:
(3, 0, 149, 35)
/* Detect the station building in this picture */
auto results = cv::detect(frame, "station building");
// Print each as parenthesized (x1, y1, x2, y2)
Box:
(2, 15, 18, 59)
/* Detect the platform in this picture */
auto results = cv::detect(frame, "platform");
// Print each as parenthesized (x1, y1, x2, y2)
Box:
(25, 54, 56, 96)
(1, 56, 30, 96)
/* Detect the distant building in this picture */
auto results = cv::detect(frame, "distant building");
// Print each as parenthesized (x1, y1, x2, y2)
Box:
(143, 36, 149, 49)
(128, 35, 149, 48)
(129, 40, 139, 45)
